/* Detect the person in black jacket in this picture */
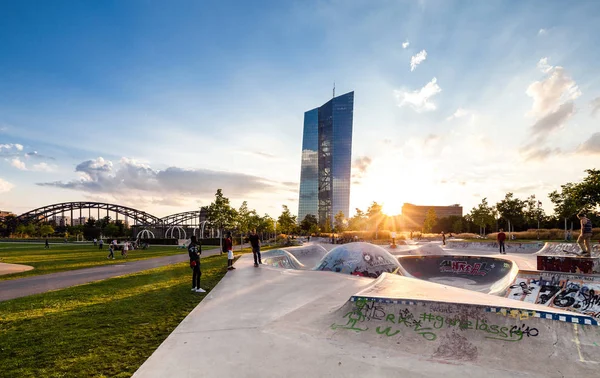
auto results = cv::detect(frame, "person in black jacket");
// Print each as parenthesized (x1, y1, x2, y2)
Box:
(188, 236, 205, 293)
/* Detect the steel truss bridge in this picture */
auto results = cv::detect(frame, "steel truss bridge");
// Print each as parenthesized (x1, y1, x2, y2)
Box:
(13, 202, 209, 237)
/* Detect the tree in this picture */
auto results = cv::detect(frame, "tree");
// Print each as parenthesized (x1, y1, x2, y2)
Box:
(452, 218, 464, 234)
(333, 211, 347, 233)
(470, 198, 496, 236)
(523, 195, 545, 230)
(422, 208, 438, 233)
(496, 193, 525, 233)
(257, 214, 275, 239)
(98, 216, 111, 230)
(236, 201, 252, 249)
(277, 205, 297, 235)
(104, 223, 119, 237)
(366, 202, 384, 238)
(39, 224, 54, 237)
(206, 189, 237, 250)
(348, 208, 367, 231)
(574, 169, 600, 209)
(549, 182, 584, 237)
(299, 214, 318, 235)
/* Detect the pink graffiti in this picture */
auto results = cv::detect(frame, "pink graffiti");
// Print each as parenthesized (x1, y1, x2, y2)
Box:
(440, 261, 489, 276)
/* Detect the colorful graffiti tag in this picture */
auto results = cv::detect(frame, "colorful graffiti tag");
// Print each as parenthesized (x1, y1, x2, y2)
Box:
(439, 260, 492, 276)
(506, 272, 600, 319)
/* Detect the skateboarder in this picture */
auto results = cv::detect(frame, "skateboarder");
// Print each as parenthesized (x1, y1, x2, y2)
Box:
(577, 212, 593, 257)
(248, 229, 262, 267)
(497, 229, 506, 254)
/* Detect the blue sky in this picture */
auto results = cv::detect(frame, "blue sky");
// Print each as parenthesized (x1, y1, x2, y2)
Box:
(1, 0, 599, 218)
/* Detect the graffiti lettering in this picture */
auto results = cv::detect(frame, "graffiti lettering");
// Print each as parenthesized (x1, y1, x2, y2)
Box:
(332, 301, 540, 343)
(439, 260, 490, 276)
(375, 326, 401, 337)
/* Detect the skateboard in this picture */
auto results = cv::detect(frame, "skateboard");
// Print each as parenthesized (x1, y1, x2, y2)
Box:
(563, 249, 592, 257)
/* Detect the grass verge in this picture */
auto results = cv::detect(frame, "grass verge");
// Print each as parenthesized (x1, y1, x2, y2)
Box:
(0, 254, 231, 378)
(0, 243, 218, 281)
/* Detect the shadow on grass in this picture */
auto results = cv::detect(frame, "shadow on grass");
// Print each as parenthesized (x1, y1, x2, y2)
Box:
(0, 254, 234, 378)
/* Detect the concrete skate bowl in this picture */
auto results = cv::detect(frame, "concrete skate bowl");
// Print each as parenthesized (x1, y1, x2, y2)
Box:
(411, 243, 449, 256)
(284, 244, 328, 268)
(260, 249, 305, 269)
(397, 255, 519, 295)
(314, 242, 401, 278)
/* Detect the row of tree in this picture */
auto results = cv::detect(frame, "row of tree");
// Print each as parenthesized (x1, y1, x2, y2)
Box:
(1, 216, 132, 239)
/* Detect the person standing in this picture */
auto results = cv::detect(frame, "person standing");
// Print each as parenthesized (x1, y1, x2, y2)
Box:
(248, 229, 262, 267)
(45, 238, 50, 249)
(188, 236, 205, 293)
(98, 239, 104, 249)
(441, 231, 446, 246)
(107, 244, 114, 259)
(122, 242, 129, 258)
(93, 238, 97, 246)
(225, 232, 235, 270)
(577, 212, 593, 257)
(497, 229, 506, 254)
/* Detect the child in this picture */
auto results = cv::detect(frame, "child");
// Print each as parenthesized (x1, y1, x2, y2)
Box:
(225, 232, 235, 270)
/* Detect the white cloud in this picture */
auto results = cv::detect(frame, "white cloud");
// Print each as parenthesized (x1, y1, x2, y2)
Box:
(0, 143, 23, 152)
(402, 40, 410, 49)
(410, 49, 427, 71)
(591, 97, 600, 116)
(32, 162, 55, 172)
(526, 58, 581, 117)
(394, 77, 442, 112)
(538, 28, 547, 36)
(530, 101, 575, 137)
(38, 156, 294, 200)
(578, 132, 600, 154)
(11, 158, 27, 170)
(0, 178, 14, 194)
(536, 57, 553, 73)
(446, 108, 470, 121)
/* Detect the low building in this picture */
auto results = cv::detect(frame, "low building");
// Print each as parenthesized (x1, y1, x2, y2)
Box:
(401, 203, 463, 231)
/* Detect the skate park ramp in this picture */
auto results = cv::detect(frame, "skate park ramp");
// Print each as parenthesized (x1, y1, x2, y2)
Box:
(314, 242, 400, 278)
(260, 249, 305, 269)
(134, 253, 600, 378)
(325, 273, 600, 378)
(536, 242, 599, 256)
(284, 243, 329, 268)
(505, 269, 600, 319)
(397, 255, 518, 295)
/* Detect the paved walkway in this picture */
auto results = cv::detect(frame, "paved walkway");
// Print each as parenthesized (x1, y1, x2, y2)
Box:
(0, 247, 223, 302)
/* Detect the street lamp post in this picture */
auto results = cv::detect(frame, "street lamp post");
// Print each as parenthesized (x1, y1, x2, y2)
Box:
(537, 201, 541, 240)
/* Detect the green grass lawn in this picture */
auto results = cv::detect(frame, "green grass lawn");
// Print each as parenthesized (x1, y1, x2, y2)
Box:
(0, 243, 218, 281)
(0, 254, 231, 378)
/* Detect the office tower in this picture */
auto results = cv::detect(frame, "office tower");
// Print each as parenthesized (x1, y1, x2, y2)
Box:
(298, 91, 354, 227)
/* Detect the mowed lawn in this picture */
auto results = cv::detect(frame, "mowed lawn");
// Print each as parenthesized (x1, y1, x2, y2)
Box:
(0, 254, 231, 378)
(0, 242, 218, 281)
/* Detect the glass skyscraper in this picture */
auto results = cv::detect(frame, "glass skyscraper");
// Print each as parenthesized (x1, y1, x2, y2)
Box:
(298, 91, 354, 227)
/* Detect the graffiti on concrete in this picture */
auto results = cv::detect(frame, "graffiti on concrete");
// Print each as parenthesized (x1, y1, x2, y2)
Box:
(446, 241, 541, 252)
(537, 255, 600, 274)
(439, 260, 492, 276)
(331, 299, 539, 343)
(507, 272, 600, 318)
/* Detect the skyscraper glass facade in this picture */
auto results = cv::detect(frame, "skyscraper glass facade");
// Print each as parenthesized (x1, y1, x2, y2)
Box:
(298, 108, 319, 224)
(298, 91, 354, 226)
